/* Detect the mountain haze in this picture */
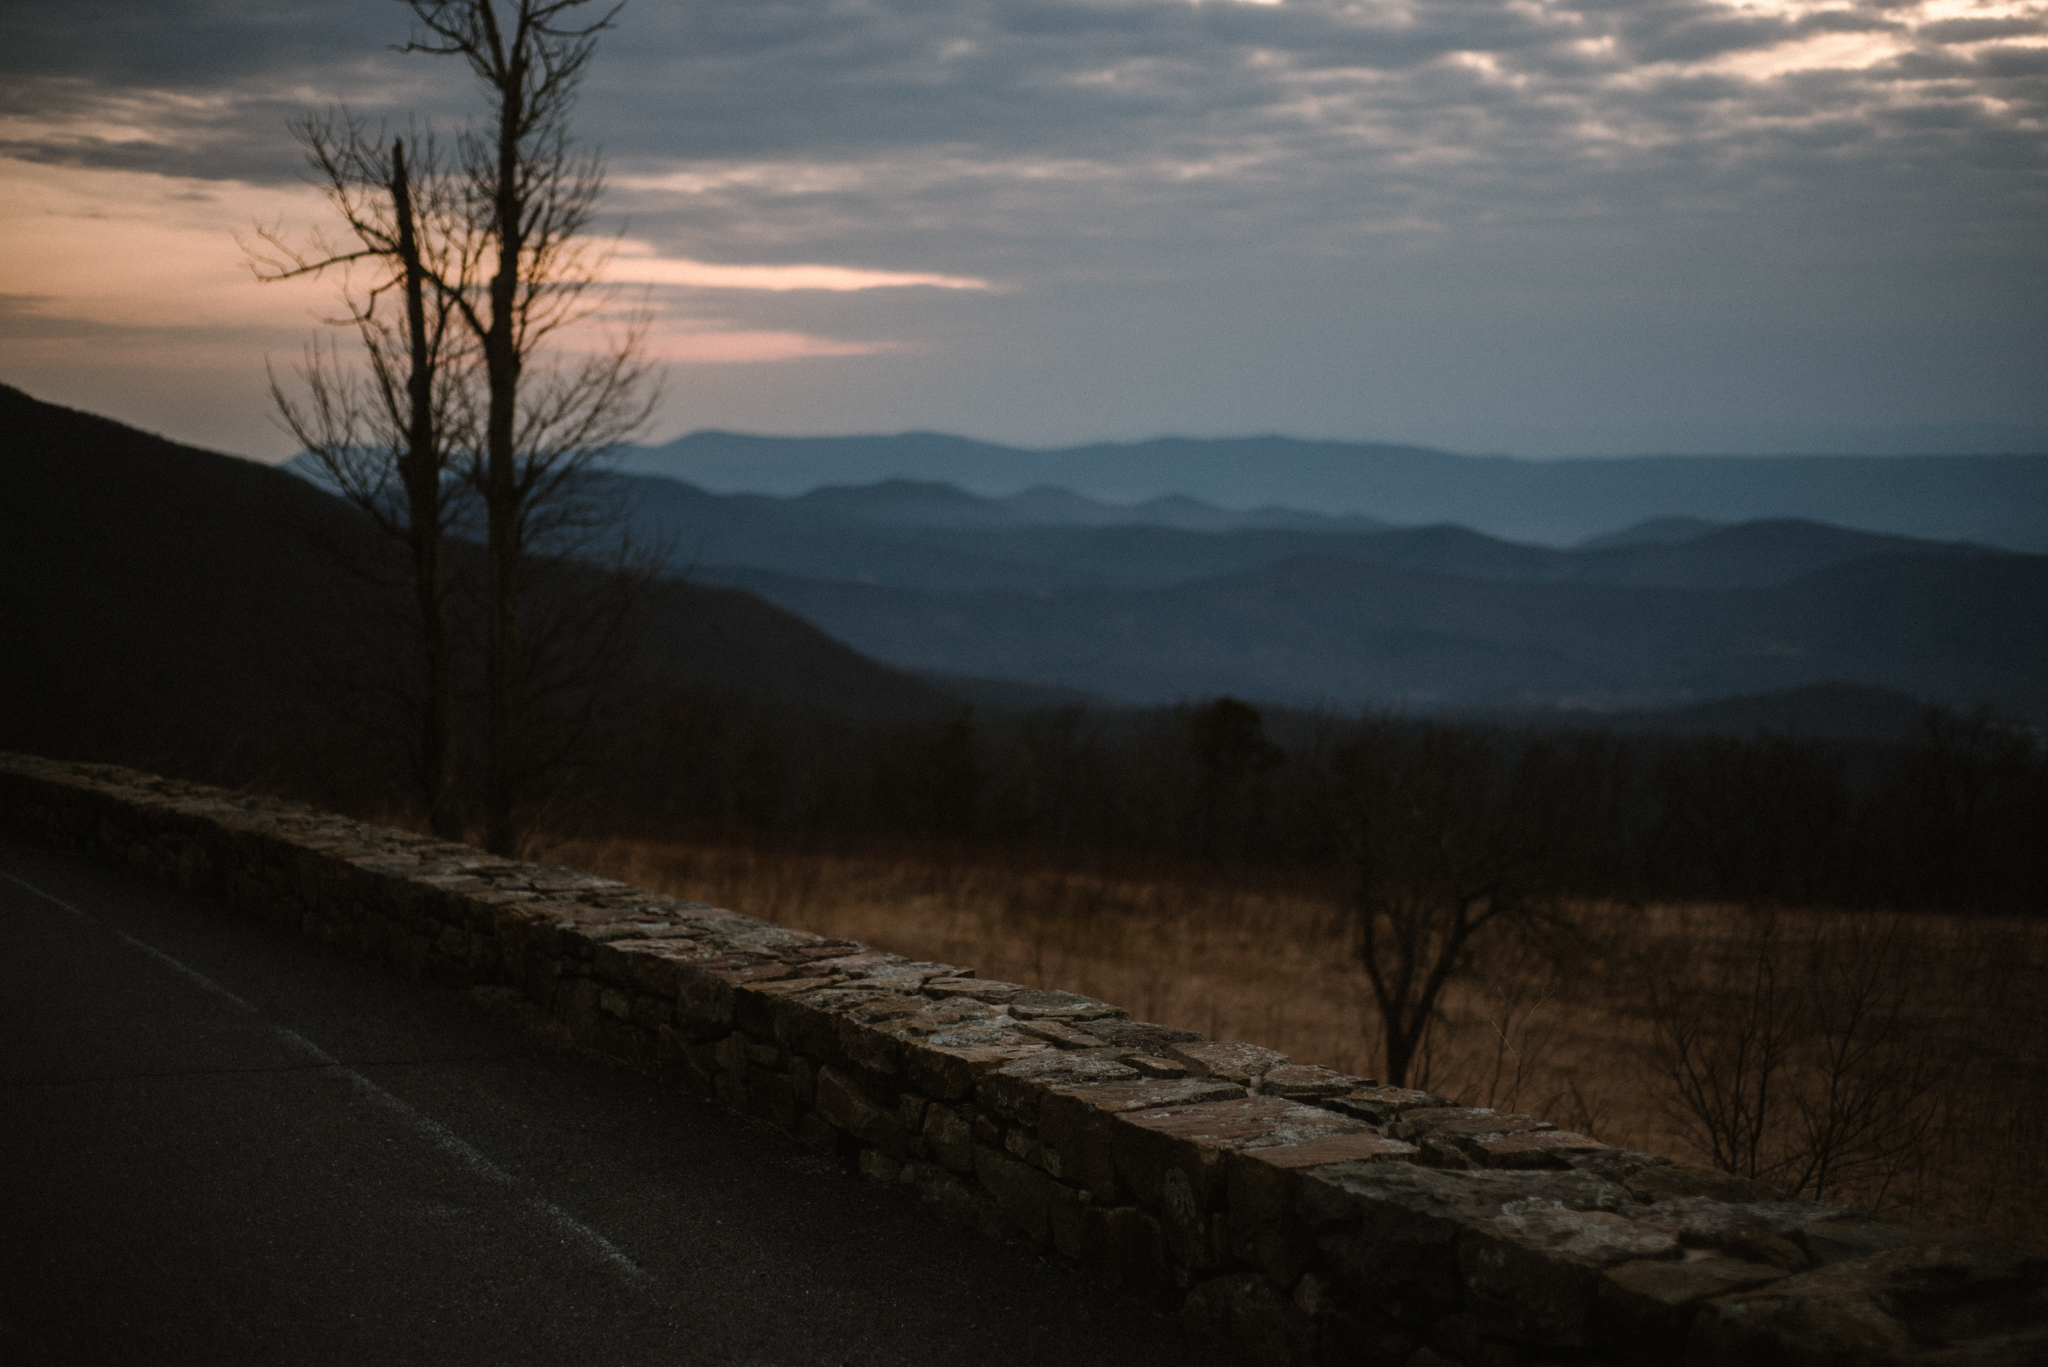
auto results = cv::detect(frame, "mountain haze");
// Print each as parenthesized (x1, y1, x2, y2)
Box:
(604, 471, 2011, 594)
(704, 551, 2048, 720)
(623, 432, 2048, 552)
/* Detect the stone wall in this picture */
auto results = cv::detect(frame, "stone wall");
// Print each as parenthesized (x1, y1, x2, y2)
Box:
(4, 751, 2042, 1366)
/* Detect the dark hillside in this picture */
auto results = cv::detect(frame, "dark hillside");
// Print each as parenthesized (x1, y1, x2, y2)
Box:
(0, 382, 364, 782)
(0, 384, 952, 807)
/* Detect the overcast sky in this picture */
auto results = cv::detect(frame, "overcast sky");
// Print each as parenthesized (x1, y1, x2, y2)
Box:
(3, 0, 2043, 461)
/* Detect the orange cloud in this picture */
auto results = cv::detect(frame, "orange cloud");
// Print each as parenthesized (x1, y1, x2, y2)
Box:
(606, 243, 991, 292)
(642, 329, 899, 363)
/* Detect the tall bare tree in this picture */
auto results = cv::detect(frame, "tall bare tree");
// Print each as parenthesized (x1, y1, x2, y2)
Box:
(250, 118, 478, 837)
(399, 0, 658, 855)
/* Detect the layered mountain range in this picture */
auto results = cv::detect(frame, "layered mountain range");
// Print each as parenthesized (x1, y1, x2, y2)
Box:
(11, 378, 2043, 761)
(621, 431, 2048, 552)
(595, 472, 2046, 720)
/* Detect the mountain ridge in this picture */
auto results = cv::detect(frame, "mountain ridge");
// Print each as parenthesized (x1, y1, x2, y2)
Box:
(697, 549, 2048, 720)
(620, 431, 2048, 551)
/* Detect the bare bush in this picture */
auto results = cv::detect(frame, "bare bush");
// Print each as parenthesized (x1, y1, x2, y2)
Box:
(1640, 910, 1946, 1206)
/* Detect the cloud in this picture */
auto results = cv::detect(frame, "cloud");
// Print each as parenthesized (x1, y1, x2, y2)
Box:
(605, 242, 992, 291)
(644, 328, 899, 362)
(2, 0, 2041, 453)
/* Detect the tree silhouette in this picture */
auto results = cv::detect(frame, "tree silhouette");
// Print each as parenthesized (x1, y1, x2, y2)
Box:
(398, 0, 659, 854)
(249, 119, 479, 837)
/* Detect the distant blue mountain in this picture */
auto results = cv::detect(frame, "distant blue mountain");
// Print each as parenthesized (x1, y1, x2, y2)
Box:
(700, 551, 2048, 721)
(601, 470, 2007, 594)
(578, 466, 2044, 718)
(618, 432, 2048, 552)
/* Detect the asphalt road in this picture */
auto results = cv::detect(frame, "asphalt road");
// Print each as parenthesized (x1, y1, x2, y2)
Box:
(0, 835, 1244, 1367)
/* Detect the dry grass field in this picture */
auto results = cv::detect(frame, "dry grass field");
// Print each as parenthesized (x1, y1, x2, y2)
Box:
(536, 830, 2048, 1253)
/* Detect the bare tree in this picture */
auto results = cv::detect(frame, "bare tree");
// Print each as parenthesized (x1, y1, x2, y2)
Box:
(1325, 722, 1586, 1088)
(398, 0, 658, 855)
(249, 117, 480, 837)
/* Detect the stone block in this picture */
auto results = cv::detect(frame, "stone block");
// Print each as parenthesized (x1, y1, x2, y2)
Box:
(714, 1030, 750, 1075)
(1259, 1064, 1365, 1100)
(1079, 1018, 1205, 1052)
(1392, 1107, 1551, 1143)
(1037, 1078, 1234, 1203)
(1460, 1207, 1682, 1346)
(746, 1068, 799, 1131)
(630, 992, 672, 1032)
(771, 986, 903, 1069)
(902, 1034, 1049, 1102)
(1126, 1056, 1188, 1079)
(1118, 1097, 1364, 1215)
(1166, 1040, 1290, 1084)
(858, 1148, 903, 1185)
(1226, 1132, 1420, 1274)
(898, 1160, 1015, 1243)
(1595, 1255, 1788, 1362)
(1623, 1163, 1783, 1206)
(796, 1111, 844, 1158)
(1475, 1130, 1610, 1170)
(1015, 1019, 1106, 1049)
(733, 975, 841, 1038)
(1303, 1164, 1631, 1328)
(1049, 1182, 1088, 1260)
(672, 962, 735, 1030)
(813, 1066, 905, 1152)
(1632, 1195, 1830, 1259)
(1795, 1212, 1963, 1267)
(1003, 1126, 1045, 1169)
(923, 1104, 975, 1173)
(921, 977, 1025, 1004)
(1246, 1131, 1420, 1175)
(1082, 1205, 1175, 1310)
(1182, 1272, 1319, 1367)
(975, 1146, 1056, 1243)
(1321, 1085, 1456, 1125)
(834, 1011, 907, 1075)
(392, 928, 430, 980)
(1007, 988, 1128, 1022)
(1688, 1241, 2048, 1366)
(978, 1052, 1141, 1125)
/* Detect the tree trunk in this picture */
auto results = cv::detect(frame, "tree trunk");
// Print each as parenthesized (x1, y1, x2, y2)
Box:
(482, 74, 527, 857)
(390, 139, 459, 840)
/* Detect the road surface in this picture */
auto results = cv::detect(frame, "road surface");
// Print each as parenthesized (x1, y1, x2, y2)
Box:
(0, 835, 1243, 1366)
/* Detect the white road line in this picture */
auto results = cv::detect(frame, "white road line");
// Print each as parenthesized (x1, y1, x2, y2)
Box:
(0, 867, 653, 1289)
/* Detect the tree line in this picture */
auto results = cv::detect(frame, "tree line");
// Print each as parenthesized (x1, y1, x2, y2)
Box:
(592, 693, 2046, 921)
(564, 692, 2041, 1094)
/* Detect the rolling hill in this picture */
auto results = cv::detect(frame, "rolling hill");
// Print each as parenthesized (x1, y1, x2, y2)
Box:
(699, 551, 2048, 720)
(0, 383, 955, 803)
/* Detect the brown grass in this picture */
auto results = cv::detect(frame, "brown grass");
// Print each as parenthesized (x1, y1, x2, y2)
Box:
(534, 830, 2048, 1252)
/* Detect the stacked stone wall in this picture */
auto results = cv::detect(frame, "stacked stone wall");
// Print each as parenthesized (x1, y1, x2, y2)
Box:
(4, 752, 2042, 1366)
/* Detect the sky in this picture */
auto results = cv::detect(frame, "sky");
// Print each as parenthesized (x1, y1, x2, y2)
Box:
(2, 0, 2044, 463)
